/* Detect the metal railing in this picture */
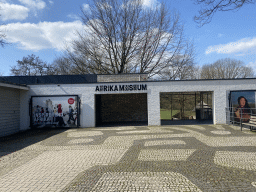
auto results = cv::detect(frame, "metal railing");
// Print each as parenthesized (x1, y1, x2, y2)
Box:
(226, 107, 256, 130)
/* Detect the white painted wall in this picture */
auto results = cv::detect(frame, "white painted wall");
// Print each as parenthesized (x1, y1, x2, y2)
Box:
(153, 79, 256, 125)
(19, 78, 256, 131)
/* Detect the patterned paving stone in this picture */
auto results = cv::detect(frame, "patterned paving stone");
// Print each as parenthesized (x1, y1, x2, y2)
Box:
(138, 149, 197, 161)
(214, 151, 256, 171)
(91, 172, 202, 192)
(208, 125, 226, 130)
(0, 150, 43, 177)
(1, 124, 256, 191)
(117, 130, 173, 134)
(184, 125, 206, 131)
(96, 127, 136, 131)
(228, 124, 254, 133)
(168, 127, 256, 147)
(144, 140, 186, 146)
(0, 149, 127, 192)
(67, 131, 103, 137)
(68, 138, 94, 144)
(117, 127, 173, 135)
(64, 129, 77, 132)
(210, 131, 231, 135)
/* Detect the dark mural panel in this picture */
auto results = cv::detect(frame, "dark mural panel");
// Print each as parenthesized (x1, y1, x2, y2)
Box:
(96, 93, 148, 126)
(31, 96, 79, 128)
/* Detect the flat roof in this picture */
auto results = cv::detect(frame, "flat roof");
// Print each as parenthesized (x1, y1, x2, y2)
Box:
(0, 74, 97, 85)
(0, 81, 29, 90)
(0, 74, 256, 85)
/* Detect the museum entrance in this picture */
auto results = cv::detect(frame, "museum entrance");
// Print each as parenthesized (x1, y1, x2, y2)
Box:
(160, 92, 213, 125)
(95, 93, 148, 127)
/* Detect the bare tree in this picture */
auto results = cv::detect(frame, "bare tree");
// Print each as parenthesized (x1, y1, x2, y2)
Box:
(176, 64, 200, 80)
(0, 9, 8, 47)
(194, 0, 256, 27)
(50, 57, 72, 75)
(159, 49, 197, 80)
(11, 54, 52, 76)
(50, 56, 87, 75)
(66, 0, 195, 79)
(0, 31, 6, 47)
(200, 58, 254, 79)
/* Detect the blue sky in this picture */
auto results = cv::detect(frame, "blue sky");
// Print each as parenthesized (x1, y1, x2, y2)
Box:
(0, 0, 256, 76)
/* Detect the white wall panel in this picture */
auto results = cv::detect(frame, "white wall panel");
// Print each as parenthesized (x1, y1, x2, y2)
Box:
(17, 78, 256, 131)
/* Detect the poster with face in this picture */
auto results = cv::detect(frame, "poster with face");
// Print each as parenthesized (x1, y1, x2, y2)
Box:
(31, 96, 78, 128)
(230, 91, 255, 123)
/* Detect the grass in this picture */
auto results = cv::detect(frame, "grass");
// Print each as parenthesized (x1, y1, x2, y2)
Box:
(160, 109, 195, 120)
(160, 109, 178, 120)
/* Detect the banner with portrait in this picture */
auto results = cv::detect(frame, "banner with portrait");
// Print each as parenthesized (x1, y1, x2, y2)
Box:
(230, 91, 255, 123)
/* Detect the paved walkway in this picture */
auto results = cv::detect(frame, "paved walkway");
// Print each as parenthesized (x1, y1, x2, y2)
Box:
(1, 124, 256, 191)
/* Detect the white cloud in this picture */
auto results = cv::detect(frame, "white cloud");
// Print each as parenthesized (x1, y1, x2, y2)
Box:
(142, 0, 160, 8)
(247, 60, 256, 68)
(67, 14, 80, 20)
(247, 60, 256, 74)
(18, 0, 46, 10)
(48, 0, 53, 5)
(235, 53, 246, 57)
(0, 21, 85, 51)
(0, 3, 29, 21)
(82, 3, 91, 15)
(82, 3, 90, 11)
(206, 37, 256, 54)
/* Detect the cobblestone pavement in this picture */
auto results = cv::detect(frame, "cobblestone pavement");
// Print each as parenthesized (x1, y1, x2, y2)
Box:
(1, 124, 256, 191)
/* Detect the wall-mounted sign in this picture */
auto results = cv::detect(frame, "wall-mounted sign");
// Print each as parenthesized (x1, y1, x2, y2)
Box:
(31, 95, 79, 128)
(230, 91, 256, 123)
(95, 84, 147, 92)
(68, 98, 75, 104)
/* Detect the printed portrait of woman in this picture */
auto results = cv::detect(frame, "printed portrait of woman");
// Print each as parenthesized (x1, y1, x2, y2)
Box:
(234, 96, 251, 123)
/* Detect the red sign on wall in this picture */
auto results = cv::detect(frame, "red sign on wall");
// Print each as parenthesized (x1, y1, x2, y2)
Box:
(68, 98, 75, 104)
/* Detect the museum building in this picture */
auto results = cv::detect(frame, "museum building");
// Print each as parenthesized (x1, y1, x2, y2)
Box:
(1, 73, 256, 137)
